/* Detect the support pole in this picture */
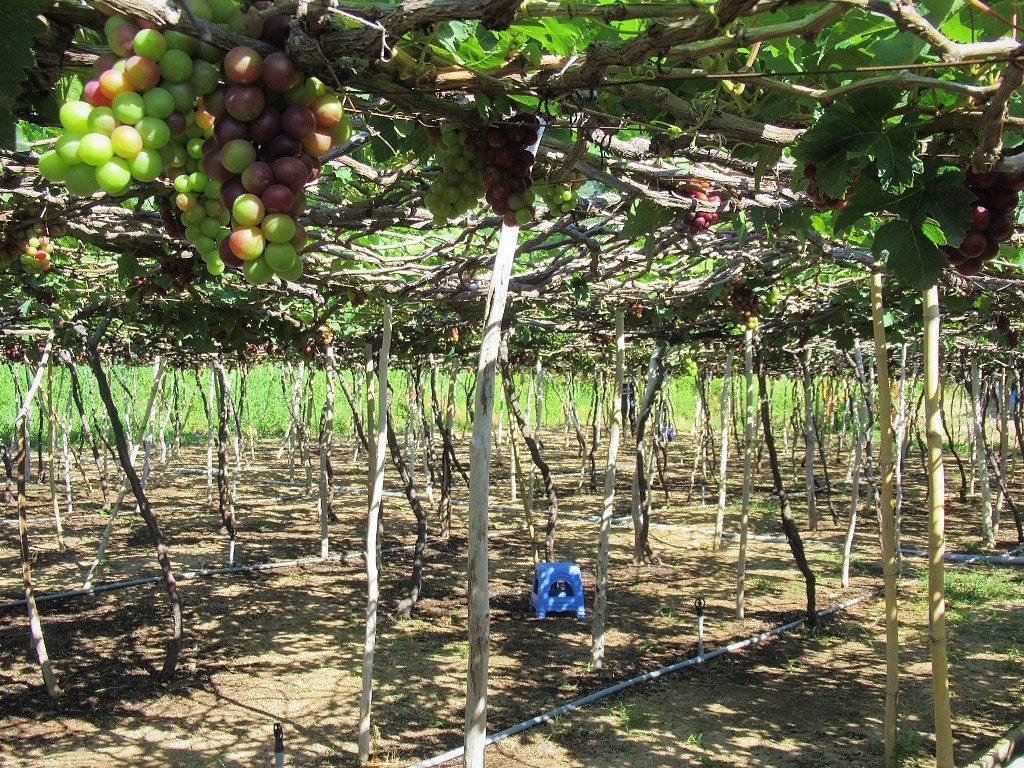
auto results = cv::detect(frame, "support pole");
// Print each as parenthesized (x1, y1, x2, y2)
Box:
(714, 347, 734, 551)
(736, 328, 754, 619)
(870, 271, 900, 768)
(358, 307, 392, 764)
(923, 285, 954, 768)
(592, 310, 624, 670)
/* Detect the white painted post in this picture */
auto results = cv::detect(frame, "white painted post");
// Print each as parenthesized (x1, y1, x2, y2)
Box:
(714, 347, 734, 551)
(358, 307, 391, 764)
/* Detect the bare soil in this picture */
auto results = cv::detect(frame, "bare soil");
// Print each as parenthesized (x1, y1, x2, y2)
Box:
(1, 430, 1021, 768)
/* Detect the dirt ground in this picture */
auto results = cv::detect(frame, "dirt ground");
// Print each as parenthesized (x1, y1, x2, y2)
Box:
(1, 429, 1022, 768)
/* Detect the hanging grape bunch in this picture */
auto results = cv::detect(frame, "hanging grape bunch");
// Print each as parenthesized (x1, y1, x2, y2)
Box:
(0, 218, 65, 274)
(730, 278, 760, 330)
(423, 124, 485, 225)
(682, 181, 723, 232)
(477, 115, 541, 226)
(802, 165, 848, 210)
(536, 180, 579, 217)
(38, 2, 351, 284)
(944, 169, 1022, 276)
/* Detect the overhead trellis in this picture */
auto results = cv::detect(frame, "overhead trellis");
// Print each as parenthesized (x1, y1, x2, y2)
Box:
(0, 0, 1022, 360)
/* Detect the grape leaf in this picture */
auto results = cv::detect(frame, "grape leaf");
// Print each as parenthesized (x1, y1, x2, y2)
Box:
(872, 219, 947, 289)
(887, 162, 974, 246)
(834, 177, 887, 231)
(0, 0, 47, 150)
(872, 125, 922, 190)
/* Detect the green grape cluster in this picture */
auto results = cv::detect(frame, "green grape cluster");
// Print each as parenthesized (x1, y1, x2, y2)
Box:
(423, 124, 485, 225)
(537, 183, 578, 216)
(0, 219, 67, 274)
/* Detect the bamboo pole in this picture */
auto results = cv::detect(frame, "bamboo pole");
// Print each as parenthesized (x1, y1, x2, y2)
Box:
(592, 310, 624, 671)
(736, 328, 754, 619)
(802, 348, 818, 530)
(870, 271, 899, 768)
(358, 306, 392, 764)
(714, 347, 734, 551)
(923, 285, 954, 768)
(45, 361, 65, 552)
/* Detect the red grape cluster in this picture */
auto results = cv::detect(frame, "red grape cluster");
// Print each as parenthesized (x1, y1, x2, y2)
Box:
(478, 115, 541, 227)
(802, 164, 849, 210)
(0, 220, 65, 273)
(944, 169, 1021, 276)
(682, 181, 723, 232)
(42, 3, 350, 284)
(730, 278, 760, 330)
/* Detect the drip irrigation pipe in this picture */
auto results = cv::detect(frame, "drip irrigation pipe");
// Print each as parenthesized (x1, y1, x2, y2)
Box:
(407, 591, 879, 768)
(898, 547, 1024, 566)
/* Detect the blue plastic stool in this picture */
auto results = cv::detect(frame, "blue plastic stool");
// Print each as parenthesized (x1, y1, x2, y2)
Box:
(530, 562, 585, 619)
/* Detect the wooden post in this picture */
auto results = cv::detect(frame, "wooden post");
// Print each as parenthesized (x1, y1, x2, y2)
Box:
(997, 369, 1009, 523)
(972, 357, 995, 547)
(45, 360, 65, 552)
(16, 332, 60, 697)
(319, 346, 336, 559)
(592, 310, 624, 670)
(843, 343, 868, 589)
(714, 347, 734, 551)
(870, 271, 900, 768)
(735, 328, 754, 619)
(802, 348, 818, 530)
(464, 117, 542, 764)
(358, 306, 391, 764)
(923, 285, 954, 768)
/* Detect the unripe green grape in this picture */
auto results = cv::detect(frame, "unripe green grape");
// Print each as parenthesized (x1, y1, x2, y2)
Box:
(187, 0, 213, 21)
(160, 142, 189, 169)
(160, 49, 194, 84)
(264, 242, 298, 272)
(189, 60, 220, 96)
(96, 157, 132, 194)
(173, 174, 192, 193)
(277, 256, 303, 282)
(193, 235, 216, 254)
(261, 213, 295, 244)
(164, 31, 199, 56)
(189, 171, 208, 193)
(204, 198, 225, 218)
(59, 101, 93, 134)
(128, 149, 163, 181)
(186, 137, 205, 160)
(515, 208, 532, 225)
(209, 0, 235, 23)
(111, 125, 144, 159)
(166, 82, 197, 113)
(184, 225, 201, 243)
(206, 253, 226, 275)
(65, 163, 100, 195)
(142, 88, 175, 119)
(78, 133, 114, 166)
(87, 107, 118, 135)
(200, 216, 222, 238)
(135, 116, 171, 149)
(242, 257, 274, 284)
(133, 28, 167, 61)
(232, 193, 265, 226)
(220, 139, 256, 173)
(55, 133, 84, 165)
(112, 92, 145, 125)
(38, 150, 69, 182)
(197, 41, 223, 63)
(182, 205, 207, 227)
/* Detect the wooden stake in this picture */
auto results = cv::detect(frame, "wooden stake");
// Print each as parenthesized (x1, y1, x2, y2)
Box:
(736, 328, 754, 619)
(592, 309, 624, 670)
(870, 271, 900, 768)
(358, 305, 392, 764)
(972, 357, 995, 547)
(714, 346, 734, 551)
(923, 284, 954, 768)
